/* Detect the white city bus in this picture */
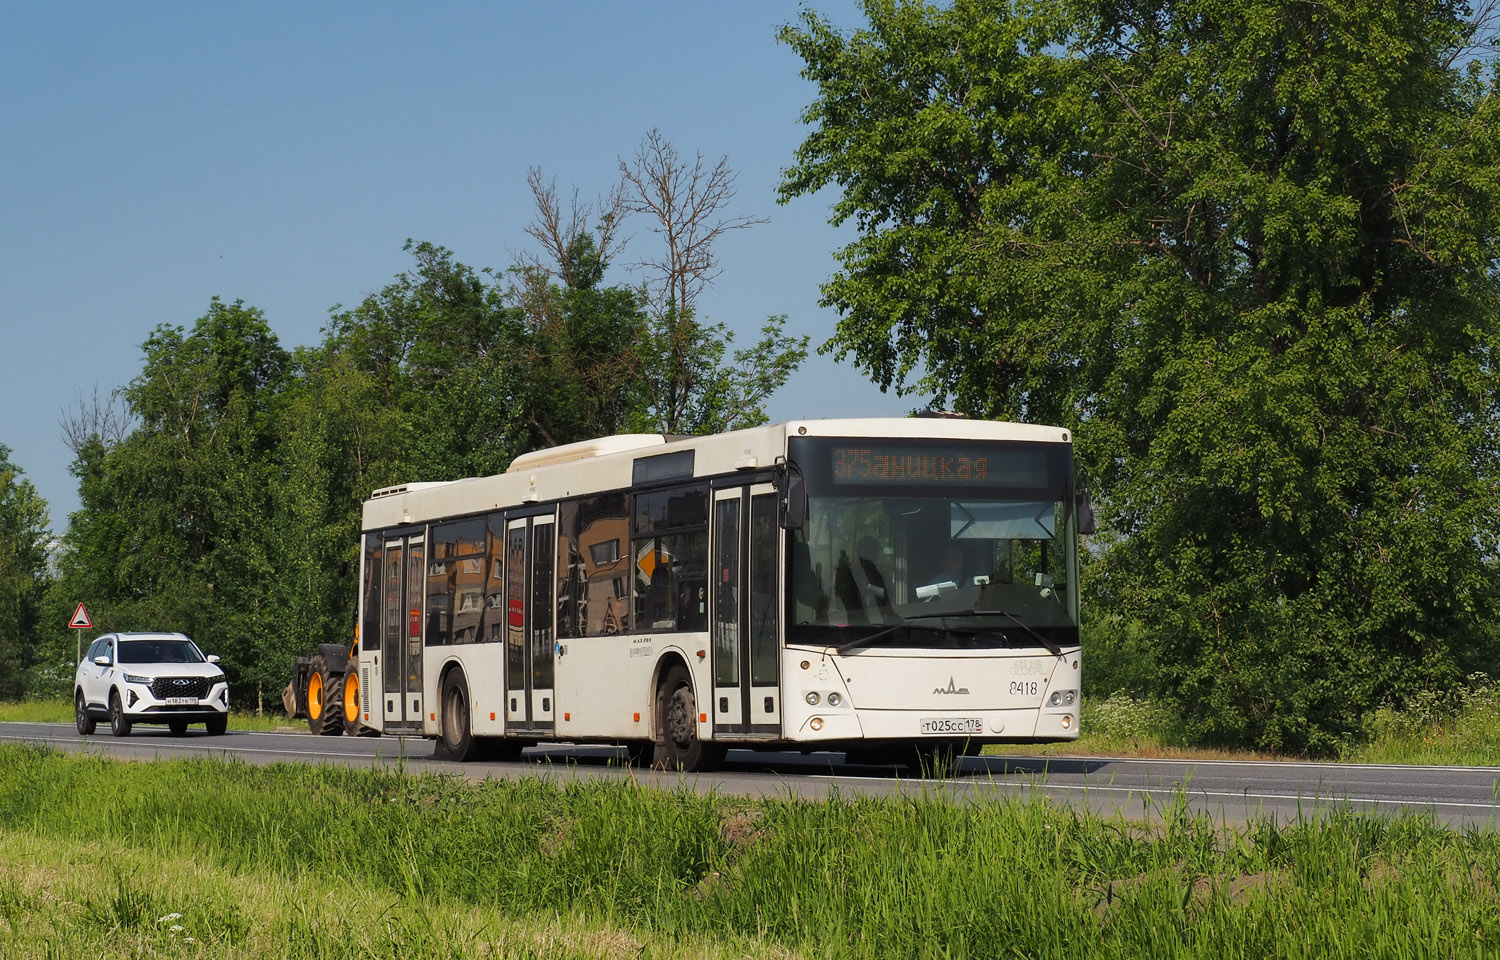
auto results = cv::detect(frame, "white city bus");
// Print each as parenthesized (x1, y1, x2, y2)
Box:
(353, 417, 1085, 770)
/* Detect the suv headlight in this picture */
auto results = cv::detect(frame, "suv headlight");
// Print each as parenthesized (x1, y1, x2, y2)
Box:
(122, 673, 153, 685)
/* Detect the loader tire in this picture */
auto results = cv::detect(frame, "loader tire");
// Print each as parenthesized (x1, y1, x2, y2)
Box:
(306, 654, 346, 736)
(341, 667, 368, 736)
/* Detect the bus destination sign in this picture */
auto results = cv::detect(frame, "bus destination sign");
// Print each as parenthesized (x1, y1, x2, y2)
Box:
(831, 445, 991, 485)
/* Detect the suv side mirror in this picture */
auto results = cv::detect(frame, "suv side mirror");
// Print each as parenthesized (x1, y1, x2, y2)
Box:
(92, 655, 110, 666)
(1075, 488, 1096, 536)
(207, 655, 220, 664)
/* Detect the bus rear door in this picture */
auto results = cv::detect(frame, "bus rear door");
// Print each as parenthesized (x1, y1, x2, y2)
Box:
(375, 530, 425, 734)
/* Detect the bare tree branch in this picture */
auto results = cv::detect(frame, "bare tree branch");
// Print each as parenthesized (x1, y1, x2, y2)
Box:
(1445, 0, 1500, 71)
(522, 166, 632, 287)
(619, 128, 768, 322)
(59, 386, 134, 457)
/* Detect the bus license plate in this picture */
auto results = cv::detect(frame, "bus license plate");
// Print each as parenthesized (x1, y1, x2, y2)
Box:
(921, 717, 982, 735)
(164, 697, 198, 706)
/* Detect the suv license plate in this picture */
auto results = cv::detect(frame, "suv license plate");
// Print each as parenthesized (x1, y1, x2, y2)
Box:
(164, 697, 198, 706)
(920, 717, 982, 735)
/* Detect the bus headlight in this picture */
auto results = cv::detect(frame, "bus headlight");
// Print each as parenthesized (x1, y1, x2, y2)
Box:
(1049, 691, 1062, 707)
(805, 691, 821, 706)
(826, 692, 842, 707)
(1064, 691, 1076, 705)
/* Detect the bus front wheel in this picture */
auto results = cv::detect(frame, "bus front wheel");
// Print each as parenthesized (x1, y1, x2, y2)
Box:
(652, 664, 723, 772)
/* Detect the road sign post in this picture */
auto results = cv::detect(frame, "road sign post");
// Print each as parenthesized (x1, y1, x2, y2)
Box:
(69, 603, 92, 665)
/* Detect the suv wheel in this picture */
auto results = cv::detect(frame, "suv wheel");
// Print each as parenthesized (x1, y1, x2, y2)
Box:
(108, 691, 132, 737)
(205, 715, 227, 736)
(168, 719, 189, 736)
(75, 692, 96, 735)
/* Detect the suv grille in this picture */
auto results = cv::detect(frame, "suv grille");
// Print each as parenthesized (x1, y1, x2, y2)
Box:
(149, 676, 212, 700)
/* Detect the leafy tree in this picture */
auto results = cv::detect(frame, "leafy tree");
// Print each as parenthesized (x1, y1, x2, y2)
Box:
(513, 174, 650, 447)
(781, 0, 1500, 752)
(48, 299, 292, 697)
(0, 445, 50, 699)
(325, 240, 522, 481)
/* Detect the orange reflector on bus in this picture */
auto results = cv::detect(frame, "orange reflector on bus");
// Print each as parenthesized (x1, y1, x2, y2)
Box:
(564, 712, 570, 721)
(490, 712, 495, 721)
(430, 712, 435, 721)
(699, 712, 707, 723)
(633, 712, 640, 723)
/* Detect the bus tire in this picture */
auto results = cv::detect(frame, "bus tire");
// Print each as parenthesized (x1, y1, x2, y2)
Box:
(652, 664, 723, 772)
(438, 670, 476, 761)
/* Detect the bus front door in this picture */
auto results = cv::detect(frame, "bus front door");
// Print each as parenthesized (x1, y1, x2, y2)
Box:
(711, 483, 781, 736)
(378, 532, 425, 734)
(504, 514, 556, 734)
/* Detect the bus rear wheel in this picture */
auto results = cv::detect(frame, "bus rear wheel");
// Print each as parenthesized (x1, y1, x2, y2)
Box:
(438, 670, 476, 761)
(652, 664, 723, 772)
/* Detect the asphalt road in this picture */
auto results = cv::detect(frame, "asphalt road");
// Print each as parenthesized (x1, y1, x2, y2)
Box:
(4, 721, 1498, 828)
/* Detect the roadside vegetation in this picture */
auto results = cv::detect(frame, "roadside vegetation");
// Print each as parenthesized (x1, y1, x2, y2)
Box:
(3, 744, 1499, 959)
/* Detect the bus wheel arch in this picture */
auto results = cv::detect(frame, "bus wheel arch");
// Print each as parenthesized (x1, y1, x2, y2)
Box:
(647, 653, 689, 742)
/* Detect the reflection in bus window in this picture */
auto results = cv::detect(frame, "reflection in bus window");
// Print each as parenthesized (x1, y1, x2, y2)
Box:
(574, 493, 630, 635)
(632, 486, 708, 633)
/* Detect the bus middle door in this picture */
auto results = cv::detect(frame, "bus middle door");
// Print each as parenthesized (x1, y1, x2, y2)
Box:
(504, 513, 556, 734)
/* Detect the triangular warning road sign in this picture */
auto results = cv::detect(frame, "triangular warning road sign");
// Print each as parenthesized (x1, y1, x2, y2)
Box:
(68, 603, 92, 629)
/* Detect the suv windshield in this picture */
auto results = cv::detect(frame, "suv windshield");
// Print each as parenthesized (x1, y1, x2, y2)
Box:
(118, 639, 205, 664)
(786, 437, 1079, 651)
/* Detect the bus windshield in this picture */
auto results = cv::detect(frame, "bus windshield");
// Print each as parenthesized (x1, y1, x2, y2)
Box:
(785, 437, 1079, 652)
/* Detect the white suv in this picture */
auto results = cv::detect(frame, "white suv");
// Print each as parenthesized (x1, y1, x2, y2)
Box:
(74, 632, 230, 737)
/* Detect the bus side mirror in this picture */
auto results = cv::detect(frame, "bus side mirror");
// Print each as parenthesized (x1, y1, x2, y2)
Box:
(1076, 488, 1096, 535)
(779, 468, 806, 530)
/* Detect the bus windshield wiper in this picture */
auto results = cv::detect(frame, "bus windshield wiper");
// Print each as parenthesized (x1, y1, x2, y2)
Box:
(829, 616, 918, 654)
(905, 608, 1063, 657)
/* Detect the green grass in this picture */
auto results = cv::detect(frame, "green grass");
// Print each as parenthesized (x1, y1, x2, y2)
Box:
(1344, 679, 1500, 766)
(3, 745, 1500, 958)
(0, 698, 295, 731)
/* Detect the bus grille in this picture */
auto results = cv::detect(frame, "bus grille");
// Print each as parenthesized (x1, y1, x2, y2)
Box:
(361, 668, 370, 712)
(149, 676, 212, 700)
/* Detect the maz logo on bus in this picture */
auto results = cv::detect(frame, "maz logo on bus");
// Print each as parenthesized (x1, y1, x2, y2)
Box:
(933, 677, 970, 695)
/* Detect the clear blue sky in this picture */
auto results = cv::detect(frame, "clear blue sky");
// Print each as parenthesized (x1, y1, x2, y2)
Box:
(1, 1, 919, 534)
